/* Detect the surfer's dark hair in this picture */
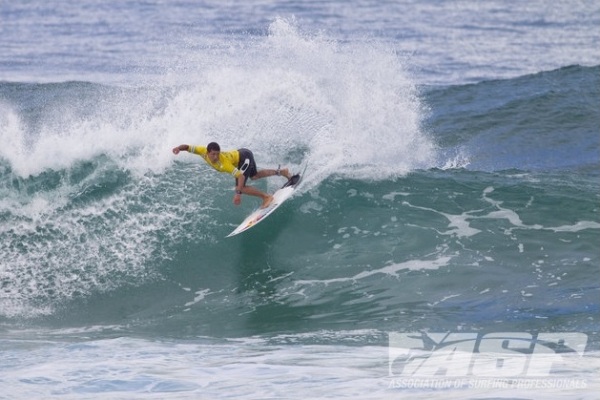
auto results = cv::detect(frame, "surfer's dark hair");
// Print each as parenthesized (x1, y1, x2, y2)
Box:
(207, 142, 220, 152)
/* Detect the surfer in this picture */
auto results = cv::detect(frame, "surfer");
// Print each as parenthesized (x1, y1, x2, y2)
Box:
(172, 142, 291, 208)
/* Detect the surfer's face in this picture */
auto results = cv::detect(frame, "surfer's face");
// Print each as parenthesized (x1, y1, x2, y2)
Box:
(207, 150, 220, 163)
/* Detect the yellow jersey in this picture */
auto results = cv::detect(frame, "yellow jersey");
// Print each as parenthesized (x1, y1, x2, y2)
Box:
(189, 145, 243, 178)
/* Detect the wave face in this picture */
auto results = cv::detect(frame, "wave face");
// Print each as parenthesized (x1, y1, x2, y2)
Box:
(0, 21, 433, 322)
(2, 44, 598, 340)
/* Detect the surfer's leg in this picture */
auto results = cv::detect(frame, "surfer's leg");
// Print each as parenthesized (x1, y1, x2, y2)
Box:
(240, 186, 273, 208)
(252, 167, 291, 180)
(261, 195, 274, 208)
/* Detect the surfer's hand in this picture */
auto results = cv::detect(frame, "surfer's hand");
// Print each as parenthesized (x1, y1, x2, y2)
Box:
(173, 144, 189, 154)
(233, 193, 241, 205)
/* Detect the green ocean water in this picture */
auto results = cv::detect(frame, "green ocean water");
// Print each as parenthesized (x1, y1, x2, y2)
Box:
(1, 66, 598, 341)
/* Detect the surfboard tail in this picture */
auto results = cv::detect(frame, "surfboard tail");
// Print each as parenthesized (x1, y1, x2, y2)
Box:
(282, 174, 301, 188)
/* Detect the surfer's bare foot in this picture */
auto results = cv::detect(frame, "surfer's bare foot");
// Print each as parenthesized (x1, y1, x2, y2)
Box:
(279, 168, 291, 179)
(260, 195, 274, 209)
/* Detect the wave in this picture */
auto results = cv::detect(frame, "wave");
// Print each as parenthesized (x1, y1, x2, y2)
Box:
(0, 18, 432, 319)
(1, 19, 598, 329)
(2, 165, 598, 332)
(427, 64, 600, 171)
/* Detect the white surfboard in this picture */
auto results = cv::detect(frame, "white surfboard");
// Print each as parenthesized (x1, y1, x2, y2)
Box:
(226, 174, 301, 237)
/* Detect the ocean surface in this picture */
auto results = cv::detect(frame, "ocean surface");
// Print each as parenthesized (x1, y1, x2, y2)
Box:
(1, 1, 599, 399)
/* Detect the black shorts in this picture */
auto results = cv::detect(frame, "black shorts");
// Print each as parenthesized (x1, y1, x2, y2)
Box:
(237, 148, 257, 185)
